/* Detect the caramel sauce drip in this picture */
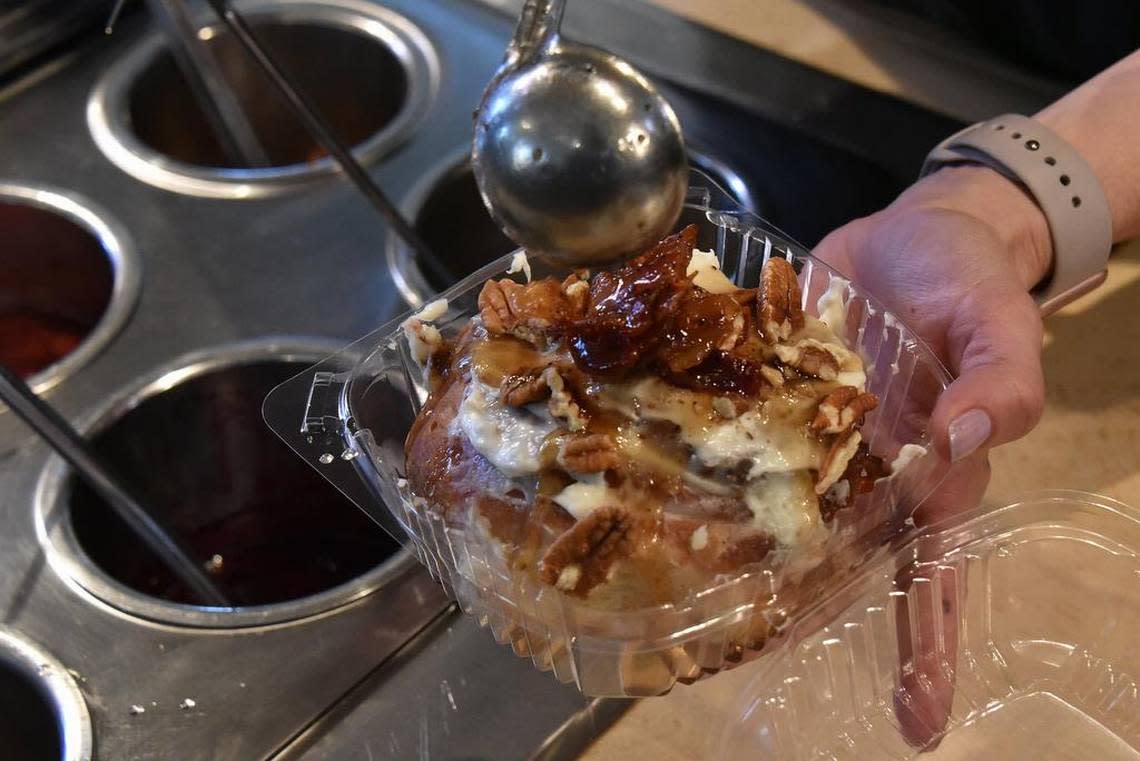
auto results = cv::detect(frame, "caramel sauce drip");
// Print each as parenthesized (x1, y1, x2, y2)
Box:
(471, 335, 547, 387)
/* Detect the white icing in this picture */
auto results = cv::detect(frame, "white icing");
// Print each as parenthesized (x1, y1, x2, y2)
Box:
(825, 478, 850, 505)
(834, 369, 866, 389)
(552, 474, 614, 520)
(456, 382, 557, 477)
(712, 396, 737, 419)
(816, 277, 849, 335)
(401, 298, 448, 365)
(691, 407, 822, 476)
(601, 377, 822, 477)
(890, 443, 927, 475)
(403, 322, 441, 365)
(416, 298, 448, 322)
(743, 472, 818, 546)
(686, 248, 737, 294)
(506, 251, 532, 282)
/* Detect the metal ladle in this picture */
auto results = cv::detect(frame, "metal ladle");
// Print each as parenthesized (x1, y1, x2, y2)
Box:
(472, 0, 688, 265)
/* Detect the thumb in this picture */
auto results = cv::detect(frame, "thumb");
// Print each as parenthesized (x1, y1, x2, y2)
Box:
(812, 216, 870, 276)
(931, 289, 1045, 462)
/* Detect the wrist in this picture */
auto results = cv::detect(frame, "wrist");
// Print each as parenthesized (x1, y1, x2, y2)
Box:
(905, 164, 1054, 290)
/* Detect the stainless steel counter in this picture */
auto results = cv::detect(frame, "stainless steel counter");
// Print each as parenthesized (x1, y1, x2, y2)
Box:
(0, 1, 607, 757)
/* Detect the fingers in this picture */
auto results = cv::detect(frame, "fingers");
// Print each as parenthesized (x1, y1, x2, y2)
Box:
(893, 452, 989, 751)
(910, 448, 992, 528)
(931, 291, 1045, 462)
(894, 557, 960, 752)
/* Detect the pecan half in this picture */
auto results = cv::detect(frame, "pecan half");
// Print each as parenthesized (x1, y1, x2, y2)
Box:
(543, 367, 587, 431)
(773, 342, 839, 381)
(811, 386, 879, 434)
(538, 506, 641, 597)
(500, 369, 550, 407)
(557, 432, 619, 473)
(759, 364, 785, 387)
(477, 278, 571, 345)
(816, 429, 863, 495)
(756, 257, 804, 343)
(478, 279, 513, 334)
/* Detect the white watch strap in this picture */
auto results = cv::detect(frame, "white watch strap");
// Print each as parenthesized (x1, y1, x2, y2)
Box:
(921, 113, 1112, 315)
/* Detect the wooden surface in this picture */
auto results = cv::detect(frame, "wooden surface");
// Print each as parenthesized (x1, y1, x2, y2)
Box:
(641, 0, 1064, 123)
(579, 2, 1140, 758)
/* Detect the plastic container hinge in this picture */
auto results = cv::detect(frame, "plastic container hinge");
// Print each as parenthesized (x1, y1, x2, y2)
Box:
(302, 371, 347, 435)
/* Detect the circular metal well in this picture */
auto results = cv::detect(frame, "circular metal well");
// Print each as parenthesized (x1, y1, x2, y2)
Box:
(0, 184, 139, 395)
(0, 628, 93, 761)
(88, 0, 438, 198)
(35, 340, 413, 628)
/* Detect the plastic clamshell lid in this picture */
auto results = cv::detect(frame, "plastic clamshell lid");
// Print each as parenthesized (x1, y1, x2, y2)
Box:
(264, 168, 955, 697)
(719, 490, 1140, 760)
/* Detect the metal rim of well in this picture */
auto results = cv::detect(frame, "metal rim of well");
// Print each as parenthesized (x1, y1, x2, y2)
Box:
(86, 0, 441, 199)
(0, 627, 94, 761)
(385, 145, 758, 308)
(0, 182, 141, 397)
(32, 337, 417, 629)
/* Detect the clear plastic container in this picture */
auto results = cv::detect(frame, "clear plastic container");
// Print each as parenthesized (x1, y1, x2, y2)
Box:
(265, 169, 953, 696)
(719, 490, 1140, 760)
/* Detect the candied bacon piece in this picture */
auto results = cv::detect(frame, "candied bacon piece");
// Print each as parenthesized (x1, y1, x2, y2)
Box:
(596, 224, 696, 295)
(818, 442, 889, 522)
(584, 228, 695, 320)
(663, 349, 770, 396)
(568, 225, 699, 375)
(568, 316, 653, 374)
(658, 291, 745, 372)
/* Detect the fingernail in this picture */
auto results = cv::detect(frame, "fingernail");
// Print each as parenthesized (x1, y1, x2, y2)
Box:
(948, 409, 992, 462)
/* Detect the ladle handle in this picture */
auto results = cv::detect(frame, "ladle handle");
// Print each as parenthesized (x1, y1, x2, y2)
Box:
(201, 0, 457, 288)
(0, 364, 230, 608)
(505, 0, 565, 68)
(147, 0, 271, 168)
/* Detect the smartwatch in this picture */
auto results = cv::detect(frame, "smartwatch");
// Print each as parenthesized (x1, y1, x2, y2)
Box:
(921, 113, 1112, 315)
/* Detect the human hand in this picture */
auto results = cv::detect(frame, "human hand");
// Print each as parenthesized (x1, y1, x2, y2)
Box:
(814, 163, 1052, 469)
(813, 163, 1054, 749)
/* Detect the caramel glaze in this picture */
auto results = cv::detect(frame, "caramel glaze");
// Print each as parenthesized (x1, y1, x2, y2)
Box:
(405, 225, 884, 607)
